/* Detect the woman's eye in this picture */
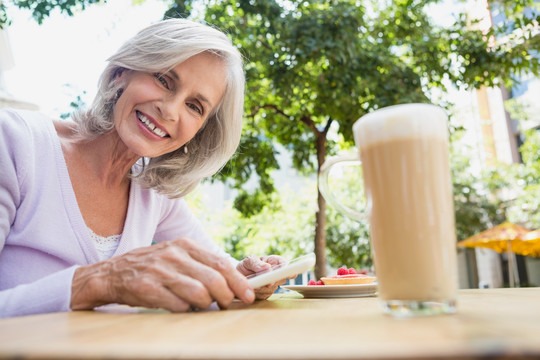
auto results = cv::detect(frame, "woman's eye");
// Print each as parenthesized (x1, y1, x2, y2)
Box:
(188, 103, 203, 115)
(153, 73, 170, 89)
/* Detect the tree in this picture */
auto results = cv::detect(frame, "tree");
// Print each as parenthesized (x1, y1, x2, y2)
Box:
(171, 0, 540, 278)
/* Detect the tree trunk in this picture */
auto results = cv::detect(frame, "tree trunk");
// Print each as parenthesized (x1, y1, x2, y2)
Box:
(314, 133, 327, 279)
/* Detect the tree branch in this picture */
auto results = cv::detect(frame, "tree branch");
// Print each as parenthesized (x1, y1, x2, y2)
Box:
(300, 115, 318, 134)
(322, 116, 334, 136)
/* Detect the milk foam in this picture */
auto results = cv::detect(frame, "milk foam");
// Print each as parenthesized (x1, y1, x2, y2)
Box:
(353, 103, 448, 148)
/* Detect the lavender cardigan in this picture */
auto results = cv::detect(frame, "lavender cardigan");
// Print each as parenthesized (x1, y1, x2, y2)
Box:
(0, 109, 231, 318)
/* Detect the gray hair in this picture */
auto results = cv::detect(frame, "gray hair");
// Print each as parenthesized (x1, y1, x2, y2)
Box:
(72, 18, 245, 197)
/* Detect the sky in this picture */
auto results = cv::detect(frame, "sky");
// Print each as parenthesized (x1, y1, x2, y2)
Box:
(3, 0, 169, 116)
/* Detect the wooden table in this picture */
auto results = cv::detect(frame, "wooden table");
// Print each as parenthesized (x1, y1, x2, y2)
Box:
(0, 287, 539, 360)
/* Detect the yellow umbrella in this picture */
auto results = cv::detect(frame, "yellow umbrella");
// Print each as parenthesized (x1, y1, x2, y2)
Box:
(519, 230, 540, 257)
(457, 222, 531, 287)
(457, 222, 530, 252)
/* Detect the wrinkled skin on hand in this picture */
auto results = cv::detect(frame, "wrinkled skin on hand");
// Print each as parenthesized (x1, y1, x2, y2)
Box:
(71, 238, 255, 312)
(236, 254, 293, 300)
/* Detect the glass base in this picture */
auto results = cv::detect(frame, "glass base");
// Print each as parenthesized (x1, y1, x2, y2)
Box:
(382, 299, 457, 317)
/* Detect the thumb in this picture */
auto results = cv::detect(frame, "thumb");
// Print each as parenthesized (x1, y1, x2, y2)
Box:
(237, 255, 272, 275)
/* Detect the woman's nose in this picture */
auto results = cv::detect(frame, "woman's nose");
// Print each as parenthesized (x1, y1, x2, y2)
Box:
(156, 95, 184, 123)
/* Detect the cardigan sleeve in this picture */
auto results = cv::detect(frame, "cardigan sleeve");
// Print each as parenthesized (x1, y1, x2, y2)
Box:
(0, 266, 79, 318)
(0, 109, 77, 318)
(0, 109, 24, 255)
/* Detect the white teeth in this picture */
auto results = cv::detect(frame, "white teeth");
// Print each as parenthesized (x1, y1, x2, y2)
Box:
(136, 112, 167, 138)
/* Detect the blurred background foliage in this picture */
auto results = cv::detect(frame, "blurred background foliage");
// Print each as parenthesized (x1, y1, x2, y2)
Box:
(491, 100, 540, 230)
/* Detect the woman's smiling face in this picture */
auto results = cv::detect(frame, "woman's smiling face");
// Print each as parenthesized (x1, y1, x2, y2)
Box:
(112, 51, 226, 158)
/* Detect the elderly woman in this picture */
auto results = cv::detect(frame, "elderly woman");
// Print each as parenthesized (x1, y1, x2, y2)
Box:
(0, 19, 285, 318)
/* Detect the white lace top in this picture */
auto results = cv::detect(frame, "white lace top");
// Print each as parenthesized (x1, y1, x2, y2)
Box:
(88, 228, 121, 261)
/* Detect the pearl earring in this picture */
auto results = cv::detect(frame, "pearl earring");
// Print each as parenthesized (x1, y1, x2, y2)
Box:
(184, 146, 188, 154)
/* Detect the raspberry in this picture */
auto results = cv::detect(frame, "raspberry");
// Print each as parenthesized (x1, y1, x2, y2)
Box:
(348, 268, 357, 274)
(337, 266, 349, 276)
(307, 280, 317, 286)
(316, 281, 324, 285)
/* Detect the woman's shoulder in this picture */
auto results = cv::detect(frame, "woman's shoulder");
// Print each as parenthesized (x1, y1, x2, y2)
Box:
(130, 180, 189, 212)
(0, 108, 55, 143)
(0, 108, 62, 186)
(131, 181, 196, 229)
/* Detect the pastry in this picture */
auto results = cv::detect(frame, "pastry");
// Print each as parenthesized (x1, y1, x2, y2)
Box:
(320, 273, 376, 285)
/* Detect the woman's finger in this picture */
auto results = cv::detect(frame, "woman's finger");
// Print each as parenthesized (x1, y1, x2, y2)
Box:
(162, 272, 217, 310)
(167, 238, 255, 305)
(119, 277, 193, 312)
(168, 257, 236, 309)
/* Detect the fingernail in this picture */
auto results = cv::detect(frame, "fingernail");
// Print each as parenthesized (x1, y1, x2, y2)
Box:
(244, 288, 255, 303)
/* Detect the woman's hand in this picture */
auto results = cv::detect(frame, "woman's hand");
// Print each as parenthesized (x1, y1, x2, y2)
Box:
(236, 254, 290, 300)
(70, 238, 255, 312)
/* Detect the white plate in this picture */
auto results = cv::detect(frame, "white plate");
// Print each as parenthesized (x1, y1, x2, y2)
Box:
(281, 283, 377, 298)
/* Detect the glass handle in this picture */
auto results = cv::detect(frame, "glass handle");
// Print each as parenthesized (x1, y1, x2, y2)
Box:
(318, 154, 365, 221)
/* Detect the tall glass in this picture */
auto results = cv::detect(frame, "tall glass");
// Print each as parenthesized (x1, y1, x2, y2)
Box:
(320, 103, 458, 317)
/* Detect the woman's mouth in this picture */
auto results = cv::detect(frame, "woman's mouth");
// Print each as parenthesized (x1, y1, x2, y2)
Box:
(136, 111, 169, 138)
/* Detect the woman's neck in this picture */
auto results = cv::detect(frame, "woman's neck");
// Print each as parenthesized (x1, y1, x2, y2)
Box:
(56, 121, 139, 189)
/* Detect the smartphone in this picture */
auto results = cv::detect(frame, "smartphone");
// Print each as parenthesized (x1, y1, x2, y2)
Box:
(246, 253, 316, 289)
